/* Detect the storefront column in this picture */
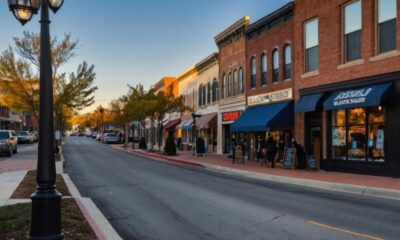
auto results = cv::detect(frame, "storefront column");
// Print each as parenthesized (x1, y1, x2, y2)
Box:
(217, 114, 223, 154)
(295, 113, 305, 147)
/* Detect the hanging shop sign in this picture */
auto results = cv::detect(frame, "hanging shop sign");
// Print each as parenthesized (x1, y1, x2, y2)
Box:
(247, 88, 292, 106)
(222, 111, 241, 122)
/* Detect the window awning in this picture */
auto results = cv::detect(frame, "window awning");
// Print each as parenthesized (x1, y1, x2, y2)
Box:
(295, 93, 324, 113)
(163, 119, 181, 131)
(231, 101, 294, 132)
(181, 119, 194, 130)
(196, 113, 217, 129)
(323, 83, 393, 110)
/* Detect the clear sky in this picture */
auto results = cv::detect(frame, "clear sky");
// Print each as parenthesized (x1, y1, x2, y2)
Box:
(0, 0, 291, 113)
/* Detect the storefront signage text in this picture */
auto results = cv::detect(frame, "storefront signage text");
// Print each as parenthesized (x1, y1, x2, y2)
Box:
(333, 88, 372, 107)
(247, 88, 292, 106)
(223, 111, 241, 122)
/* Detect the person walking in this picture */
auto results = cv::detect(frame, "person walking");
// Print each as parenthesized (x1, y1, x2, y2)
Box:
(265, 134, 277, 168)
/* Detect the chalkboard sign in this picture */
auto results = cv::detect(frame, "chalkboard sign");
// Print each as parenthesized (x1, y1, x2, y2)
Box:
(283, 147, 296, 169)
(307, 155, 318, 170)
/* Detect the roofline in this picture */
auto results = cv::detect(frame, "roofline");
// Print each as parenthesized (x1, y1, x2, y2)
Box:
(214, 16, 250, 43)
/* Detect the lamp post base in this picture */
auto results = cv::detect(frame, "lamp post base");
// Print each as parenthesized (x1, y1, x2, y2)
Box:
(29, 189, 63, 240)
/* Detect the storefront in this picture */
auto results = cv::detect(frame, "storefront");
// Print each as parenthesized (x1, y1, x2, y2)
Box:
(220, 111, 242, 154)
(195, 113, 218, 153)
(296, 79, 400, 177)
(231, 88, 294, 162)
(177, 119, 193, 151)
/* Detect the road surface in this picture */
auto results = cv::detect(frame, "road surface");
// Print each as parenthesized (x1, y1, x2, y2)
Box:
(64, 137, 400, 240)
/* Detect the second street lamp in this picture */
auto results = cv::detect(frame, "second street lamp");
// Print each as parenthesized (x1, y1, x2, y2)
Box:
(8, 0, 65, 239)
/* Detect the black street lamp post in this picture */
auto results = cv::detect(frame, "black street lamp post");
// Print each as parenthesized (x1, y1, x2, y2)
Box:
(191, 113, 201, 154)
(7, 0, 64, 239)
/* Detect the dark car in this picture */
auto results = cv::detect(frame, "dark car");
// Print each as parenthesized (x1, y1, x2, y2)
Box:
(16, 131, 33, 144)
(0, 130, 18, 156)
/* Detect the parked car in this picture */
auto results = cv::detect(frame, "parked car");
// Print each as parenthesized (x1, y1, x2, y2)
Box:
(91, 132, 97, 139)
(78, 132, 85, 137)
(16, 131, 33, 144)
(102, 133, 119, 144)
(0, 130, 18, 156)
(96, 133, 103, 141)
(30, 131, 38, 142)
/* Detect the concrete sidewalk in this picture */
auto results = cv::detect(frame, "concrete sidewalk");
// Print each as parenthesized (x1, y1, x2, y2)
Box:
(114, 145, 400, 201)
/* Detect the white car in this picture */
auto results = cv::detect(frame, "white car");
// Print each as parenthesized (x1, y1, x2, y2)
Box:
(102, 133, 119, 144)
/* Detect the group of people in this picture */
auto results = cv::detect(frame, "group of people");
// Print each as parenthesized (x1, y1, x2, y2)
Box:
(256, 134, 298, 168)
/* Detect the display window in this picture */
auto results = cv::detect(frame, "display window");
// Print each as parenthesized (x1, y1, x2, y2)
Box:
(331, 106, 385, 162)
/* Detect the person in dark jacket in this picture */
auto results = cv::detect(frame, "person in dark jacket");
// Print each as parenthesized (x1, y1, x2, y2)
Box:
(265, 134, 277, 168)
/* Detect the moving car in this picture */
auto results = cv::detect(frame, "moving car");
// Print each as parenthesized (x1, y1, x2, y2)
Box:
(0, 130, 18, 156)
(16, 131, 33, 144)
(30, 131, 38, 142)
(102, 133, 119, 144)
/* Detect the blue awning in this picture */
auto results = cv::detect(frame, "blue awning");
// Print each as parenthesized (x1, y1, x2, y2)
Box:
(181, 119, 193, 130)
(231, 101, 294, 132)
(295, 93, 324, 113)
(323, 83, 392, 110)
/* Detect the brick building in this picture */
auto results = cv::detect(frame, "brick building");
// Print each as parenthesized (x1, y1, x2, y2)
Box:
(231, 2, 295, 162)
(215, 17, 250, 154)
(293, 0, 400, 177)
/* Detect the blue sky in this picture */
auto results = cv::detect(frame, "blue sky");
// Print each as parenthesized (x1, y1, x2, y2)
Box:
(0, 0, 291, 112)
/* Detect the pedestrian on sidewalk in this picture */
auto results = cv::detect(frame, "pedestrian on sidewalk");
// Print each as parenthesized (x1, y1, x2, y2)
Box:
(265, 134, 277, 168)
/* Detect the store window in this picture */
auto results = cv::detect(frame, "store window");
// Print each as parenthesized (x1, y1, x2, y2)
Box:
(251, 57, 256, 88)
(331, 107, 385, 162)
(239, 67, 244, 93)
(261, 53, 267, 85)
(344, 0, 362, 62)
(233, 70, 237, 96)
(272, 49, 279, 83)
(304, 18, 319, 72)
(284, 45, 291, 79)
(377, 0, 397, 54)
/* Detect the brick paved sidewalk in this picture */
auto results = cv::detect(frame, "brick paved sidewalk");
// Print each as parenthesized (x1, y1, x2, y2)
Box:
(0, 159, 36, 173)
(114, 144, 400, 191)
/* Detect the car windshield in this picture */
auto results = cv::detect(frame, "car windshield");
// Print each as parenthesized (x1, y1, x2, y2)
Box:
(0, 132, 10, 139)
(17, 132, 28, 136)
(107, 134, 117, 137)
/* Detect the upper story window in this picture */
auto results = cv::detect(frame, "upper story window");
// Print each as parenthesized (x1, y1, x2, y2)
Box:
(284, 45, 292, 79)
(377, 0, 397, 54)
(207, 82, 211, 104)
(261, 54, 267, 85)
(228, 72, 232, 97)
(304, 18, 319, 72)
(251, 57, 257, 88)
(222, 74, 227, 99)
(344, 0, 362, 62)
(272, 49, 279, 83)
(202, 85, 206, 106)
(233, 70, 237, 96)
(239, 67, 244, 94)
(212, 78, 218, 102)
(198, 85, 202, 106)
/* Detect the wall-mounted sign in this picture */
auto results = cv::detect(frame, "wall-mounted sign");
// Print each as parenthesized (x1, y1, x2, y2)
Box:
(222, 111, 241, 122)
(247, 88, 292, 106)
(333, 88, 372, 107)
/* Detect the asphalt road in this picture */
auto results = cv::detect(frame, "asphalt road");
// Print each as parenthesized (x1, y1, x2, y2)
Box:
(64, 137, 400, 240)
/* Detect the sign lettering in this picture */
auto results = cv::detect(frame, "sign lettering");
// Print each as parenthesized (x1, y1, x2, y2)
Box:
(333, 88, 372, 107)
(223, 111, 241, 122)
(247, 88, 292, 106)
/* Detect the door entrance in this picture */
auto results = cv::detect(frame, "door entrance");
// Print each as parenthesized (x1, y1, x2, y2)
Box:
(306, 112, 324, 170)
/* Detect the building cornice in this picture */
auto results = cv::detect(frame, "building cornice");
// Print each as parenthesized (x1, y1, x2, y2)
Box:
(195, 53, 219, 73)
(177, 66, 197, 82)
(215, 16, 250, 49)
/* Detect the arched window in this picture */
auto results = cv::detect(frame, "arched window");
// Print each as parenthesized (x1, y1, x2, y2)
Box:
(251, 57, 256, 88)
(272, 49, 279, 83)
(239, 67, 244, 94)
(202, 85, 206, 106)
(207, 82, 211, 104)
(284, 45, 292, 79)
(261, 53, 267, 85)
(222, 74, 227, 98)
(198, 85, 202, 106)
(228, 72, 232, 97)
(212, 78, 218, 102)
(232, 70, 237, 96)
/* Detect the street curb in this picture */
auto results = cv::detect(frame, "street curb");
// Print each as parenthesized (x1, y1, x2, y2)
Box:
(124, 147, 400, 201)
(61, 153, 122, 239)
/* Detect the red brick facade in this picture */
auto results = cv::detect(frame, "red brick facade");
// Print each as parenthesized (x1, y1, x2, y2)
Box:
(246, 3, 294, 98)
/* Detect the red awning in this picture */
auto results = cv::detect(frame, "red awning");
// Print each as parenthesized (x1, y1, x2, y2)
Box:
(196, 113, 217, 129)
(164, 119, 181, 131)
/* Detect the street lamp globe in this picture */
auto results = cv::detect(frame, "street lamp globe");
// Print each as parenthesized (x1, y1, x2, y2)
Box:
(8, 0, 40, 25)
(48, 0, 64, 13)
